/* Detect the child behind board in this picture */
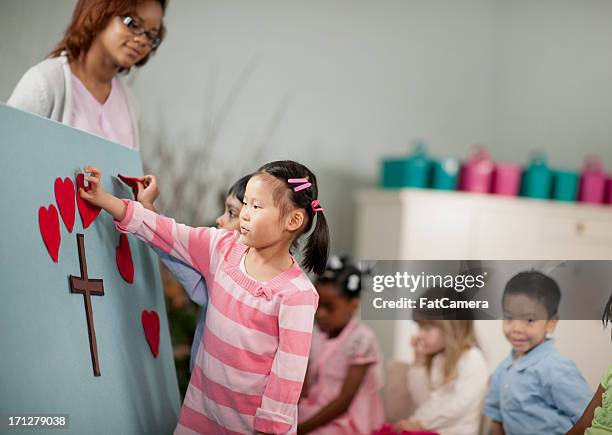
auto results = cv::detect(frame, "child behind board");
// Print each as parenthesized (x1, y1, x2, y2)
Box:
(79, 160, 329, 434)
(484, 271, 592, 435)
(136, 174, 251, 372)
(298, 256, 384, 434)
(567, 292, 612, 435)
(392, 294, 489, 435)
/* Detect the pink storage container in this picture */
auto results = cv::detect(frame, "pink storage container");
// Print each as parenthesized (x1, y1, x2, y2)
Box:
(604, 177, 612, 204)
(578, 157, 606, 204)
(492, 162, 522, 196)
(459, 148, 494, 193)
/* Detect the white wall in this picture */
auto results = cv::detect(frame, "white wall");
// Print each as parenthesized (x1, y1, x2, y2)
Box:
(0, 1, 72, 87)
(490, 0, 612, 169)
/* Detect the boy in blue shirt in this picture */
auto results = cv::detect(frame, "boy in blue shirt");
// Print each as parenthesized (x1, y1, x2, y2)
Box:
(484, 271, 592, 435)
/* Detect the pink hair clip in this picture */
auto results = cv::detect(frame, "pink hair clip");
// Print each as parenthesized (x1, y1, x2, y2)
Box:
(288, 178, 312, 192)
(311, 199, 324, 213)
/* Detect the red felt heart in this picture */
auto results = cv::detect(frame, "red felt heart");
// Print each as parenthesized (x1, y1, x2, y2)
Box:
(116, 233, 134, 283)
(38, 204, 61, 262)
(75, 173, 101, 229)
(141, 310, 160, 358)
(54, 177, 75, 232)
(117, 173, 144, 199)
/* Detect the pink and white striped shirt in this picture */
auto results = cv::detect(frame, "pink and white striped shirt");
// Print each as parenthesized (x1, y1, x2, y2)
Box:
(114, 200, 318, 434)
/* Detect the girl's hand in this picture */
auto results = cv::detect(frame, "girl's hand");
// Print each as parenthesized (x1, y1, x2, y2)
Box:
(411, 335, 427, 366)
(78, 166, 107, 208)
(78, 165, 128, 221)
(136, 175, 159, 208)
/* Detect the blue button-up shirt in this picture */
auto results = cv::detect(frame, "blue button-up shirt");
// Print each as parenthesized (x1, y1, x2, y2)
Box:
(484, 338, 592, 435)
(154, 247, 208, 372)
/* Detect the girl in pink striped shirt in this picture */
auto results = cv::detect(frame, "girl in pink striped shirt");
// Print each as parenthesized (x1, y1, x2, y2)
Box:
(79, 160, 329, 434)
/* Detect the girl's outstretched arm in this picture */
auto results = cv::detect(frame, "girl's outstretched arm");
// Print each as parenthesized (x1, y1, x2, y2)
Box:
(297, 363, 370, 434)
(80, 166, 228, 278)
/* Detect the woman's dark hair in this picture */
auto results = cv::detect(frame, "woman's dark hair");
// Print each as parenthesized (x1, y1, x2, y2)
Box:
(49, 0, 168, 71)
(256, 160, 329, 275)
(316, 255, 362, 299)
(227, 173, 251, 203)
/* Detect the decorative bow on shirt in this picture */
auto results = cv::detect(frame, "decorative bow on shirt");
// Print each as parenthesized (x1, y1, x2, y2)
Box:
(254, 285, 272, 301)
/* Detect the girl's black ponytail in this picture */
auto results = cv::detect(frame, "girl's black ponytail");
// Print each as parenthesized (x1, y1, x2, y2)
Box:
(256, 160, 329, 275)
(303, 210, 329, 275)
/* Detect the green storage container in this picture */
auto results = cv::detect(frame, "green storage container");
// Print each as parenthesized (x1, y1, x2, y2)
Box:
(381, 159, 407, 188)
(552, 170, 579, 202)
(381, 143, 431, 189)
(521, 153, 552, 199)
(432, 158, 459, 190)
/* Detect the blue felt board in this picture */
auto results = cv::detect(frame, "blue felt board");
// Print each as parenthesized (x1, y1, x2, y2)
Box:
(0, 103, 180, 434)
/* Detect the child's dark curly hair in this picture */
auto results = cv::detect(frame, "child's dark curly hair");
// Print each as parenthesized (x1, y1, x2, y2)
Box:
(316, 255, 362, 300)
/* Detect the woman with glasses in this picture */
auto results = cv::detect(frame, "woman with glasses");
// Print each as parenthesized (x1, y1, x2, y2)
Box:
(7, 0, 167, 149)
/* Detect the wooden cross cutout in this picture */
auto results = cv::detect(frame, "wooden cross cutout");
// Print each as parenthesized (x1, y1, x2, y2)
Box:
(69, 233, 105, 377)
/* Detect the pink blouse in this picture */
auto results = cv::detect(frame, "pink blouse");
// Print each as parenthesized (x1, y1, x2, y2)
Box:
(70, 73, 134, 148)
(299, 318, 385, 434)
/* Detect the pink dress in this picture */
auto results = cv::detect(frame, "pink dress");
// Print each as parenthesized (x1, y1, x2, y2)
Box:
(70, 73, 135, 148)
(299, 318, 385, 434)
(115, 200, 318, 434)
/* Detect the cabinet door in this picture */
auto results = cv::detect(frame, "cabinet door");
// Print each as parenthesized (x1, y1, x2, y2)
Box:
(474, 208, 542, 259)
(475, 207, 612, 259)
(402, 199, 476, 259)
(539, 213, 612, 259)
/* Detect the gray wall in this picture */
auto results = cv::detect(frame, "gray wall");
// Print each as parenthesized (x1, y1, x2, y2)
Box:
(2, 0, 612, 253)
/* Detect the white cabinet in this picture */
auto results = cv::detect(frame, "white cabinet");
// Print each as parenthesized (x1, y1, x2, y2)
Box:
(354, 188, 612, 389)
(355, 188, 612, 260)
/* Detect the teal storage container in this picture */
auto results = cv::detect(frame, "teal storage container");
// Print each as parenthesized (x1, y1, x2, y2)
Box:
(381, 159, 406, 188)
(521, 153, 552, 199)
(381, 143, 431, 189)
(552, 170, 579, 202)
(432, 158, 459, 190)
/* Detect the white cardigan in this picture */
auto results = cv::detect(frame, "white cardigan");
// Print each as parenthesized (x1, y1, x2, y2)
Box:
(7, 54, 140, 148)
(383, 347, 489, 435)
(409, 347, 489, 435)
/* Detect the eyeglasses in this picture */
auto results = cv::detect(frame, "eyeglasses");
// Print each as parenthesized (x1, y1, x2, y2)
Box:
(121, 16, 161, 49)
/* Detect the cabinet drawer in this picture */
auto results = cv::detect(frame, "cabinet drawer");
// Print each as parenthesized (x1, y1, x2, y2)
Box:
(475, 207, 612, 259)
(540, 214, 612, 244)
